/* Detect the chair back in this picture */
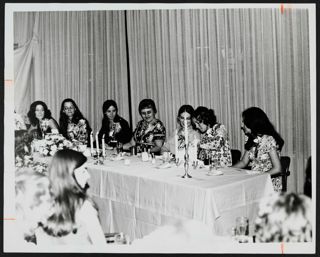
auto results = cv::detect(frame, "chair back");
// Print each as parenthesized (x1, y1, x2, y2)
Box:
(280, 156, 291, 192)
(231, 149, 241, 165)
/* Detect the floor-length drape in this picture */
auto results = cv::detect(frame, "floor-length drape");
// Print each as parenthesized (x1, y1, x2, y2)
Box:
(126, 8, 310, 193)
(14, 11, 130, 132)
(13, 8, 311, 193)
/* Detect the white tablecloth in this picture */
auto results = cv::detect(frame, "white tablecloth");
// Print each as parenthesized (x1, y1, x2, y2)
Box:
(86, 154, 274, 241)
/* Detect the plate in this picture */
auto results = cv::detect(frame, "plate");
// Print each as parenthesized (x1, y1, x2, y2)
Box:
(207, 170, 223, 176)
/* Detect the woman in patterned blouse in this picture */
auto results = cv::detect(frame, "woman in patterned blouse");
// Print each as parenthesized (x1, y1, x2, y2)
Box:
(193, 106, 232, 167)
(59, 98, 92, 146)
(133, 99, 166, 154)
(232, 107, 284, 191)
(27, 101, 59, 140)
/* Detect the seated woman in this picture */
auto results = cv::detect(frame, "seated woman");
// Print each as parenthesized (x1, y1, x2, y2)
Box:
(254, 193, 312, 242)
(59, 98, 92, 145)
(232, 107, 284, 192)
(15, 168, 54, 247)
(98, 100, 132, 147)
(162, 105, 200, 162)
(36, 149, 106, 246)
(27, 101, 59, 140)
(133, 99, 166, 154)
(194, 106, 232, 167)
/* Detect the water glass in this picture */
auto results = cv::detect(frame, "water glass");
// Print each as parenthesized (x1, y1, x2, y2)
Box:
(236, 216, 249, 243)
(116, 142, 123, 154)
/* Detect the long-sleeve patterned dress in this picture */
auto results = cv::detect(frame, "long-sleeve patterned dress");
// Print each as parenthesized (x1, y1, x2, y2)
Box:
(197, 123, 232, 167)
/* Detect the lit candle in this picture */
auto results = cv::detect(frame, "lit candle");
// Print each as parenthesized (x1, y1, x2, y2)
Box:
(102, 134, 106, 157)
(184, 117, 188, 147)
(90, 131, 94, 155)
(95, 132, 99, 155)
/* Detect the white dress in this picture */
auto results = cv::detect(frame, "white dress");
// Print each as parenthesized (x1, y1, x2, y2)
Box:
(35, 200, 106, 246)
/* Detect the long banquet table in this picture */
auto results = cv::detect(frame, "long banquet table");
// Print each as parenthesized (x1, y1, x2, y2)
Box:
(86, 153, 275, 241)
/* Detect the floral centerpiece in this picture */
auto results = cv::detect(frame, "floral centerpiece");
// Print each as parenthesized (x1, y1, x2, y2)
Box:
(15, 130, 48, 174)
(35, 133, 73, 156)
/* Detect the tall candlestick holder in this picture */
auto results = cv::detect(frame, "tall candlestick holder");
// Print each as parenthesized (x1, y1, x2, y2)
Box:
(181, 143, 192, 178)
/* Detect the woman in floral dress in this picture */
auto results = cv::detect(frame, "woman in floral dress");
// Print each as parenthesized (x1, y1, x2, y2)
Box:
(59, 98, 92, 146)
(232, 107, 284, 192)
(133, 99, 166, 154)
(98, 100, 132, 146)
(27, 101, 59, 140)
(193, 106, 232, 167)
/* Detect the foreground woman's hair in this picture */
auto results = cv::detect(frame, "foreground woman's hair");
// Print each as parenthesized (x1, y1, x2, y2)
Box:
(43, 149, 87, 237)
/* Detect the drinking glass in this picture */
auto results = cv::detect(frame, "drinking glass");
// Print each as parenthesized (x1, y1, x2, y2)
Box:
(116, 141, 123, 154)
(236, 216, 249, 243)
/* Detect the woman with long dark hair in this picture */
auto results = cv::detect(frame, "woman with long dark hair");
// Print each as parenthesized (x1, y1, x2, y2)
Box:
(98, 100, 131, 146)
(193, 106, 232, 167)
(27, 101, 59, 139)
(162, 105, 200, 161)
(36, 149, 105, 246)
(233, 107, 284, 191)
(59, 98, 92, 145)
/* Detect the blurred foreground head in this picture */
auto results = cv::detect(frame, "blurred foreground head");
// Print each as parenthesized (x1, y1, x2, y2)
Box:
(255, 193, 312, 242)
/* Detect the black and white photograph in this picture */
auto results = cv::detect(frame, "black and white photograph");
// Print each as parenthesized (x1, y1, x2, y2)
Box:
(3, 2, 316, 253)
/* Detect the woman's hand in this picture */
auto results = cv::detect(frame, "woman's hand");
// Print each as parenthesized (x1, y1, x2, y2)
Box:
(232, 151, 250, 169)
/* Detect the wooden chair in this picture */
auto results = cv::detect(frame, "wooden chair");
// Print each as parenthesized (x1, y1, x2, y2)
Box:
(271, 156, 291, 192)
(230, 149, 242, 165)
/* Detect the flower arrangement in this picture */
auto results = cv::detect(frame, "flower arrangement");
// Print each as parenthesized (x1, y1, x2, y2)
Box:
(254, 193, 312, 242)
(36, 133, 73, 156)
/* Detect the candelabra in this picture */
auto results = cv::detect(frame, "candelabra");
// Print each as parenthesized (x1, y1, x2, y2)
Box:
(181, 143, 192, 178)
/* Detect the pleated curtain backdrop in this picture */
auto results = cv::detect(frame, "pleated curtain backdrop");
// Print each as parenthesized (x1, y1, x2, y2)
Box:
(14, 11, 130, 133)
(126, 8, 310, 193)
(13, 8, 310, 193)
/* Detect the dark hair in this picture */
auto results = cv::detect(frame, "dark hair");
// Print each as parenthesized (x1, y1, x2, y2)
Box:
(177, 105, 196, 129)
(44, 149, 88, 236)
(101, 99, 121, 128)
(194, 106, 217, 127)
(59, 98, 85, 138)
(138, 99, 157, 114)
(242, 107, 284, 151)
(27, 101, 53, 126)
(103, 100, 118, 114)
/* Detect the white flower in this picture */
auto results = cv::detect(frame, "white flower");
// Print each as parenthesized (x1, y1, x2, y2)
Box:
(78, 119, 86, 125)
(42, 149, 49, 156)
(253, 136, 262, 144)
(50, 144, 58, 151)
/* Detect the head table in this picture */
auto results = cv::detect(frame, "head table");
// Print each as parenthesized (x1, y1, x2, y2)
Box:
(83, 151, 274, 241)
